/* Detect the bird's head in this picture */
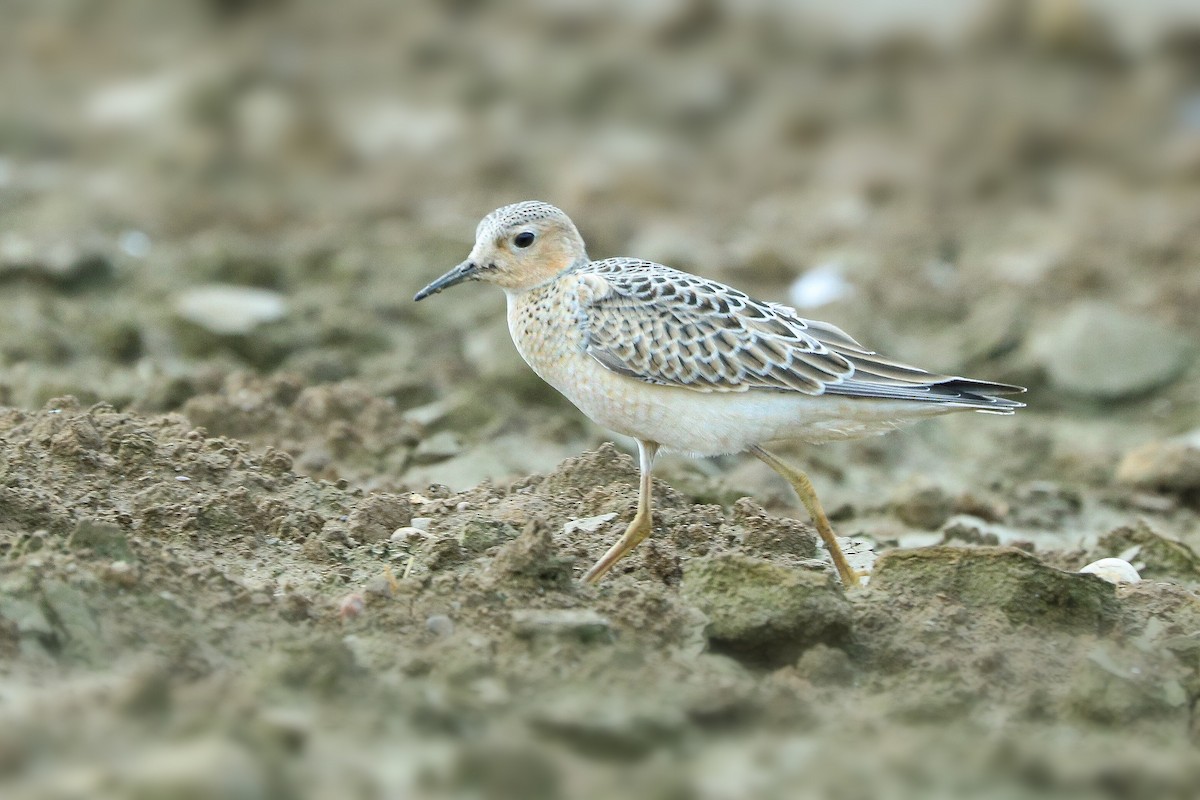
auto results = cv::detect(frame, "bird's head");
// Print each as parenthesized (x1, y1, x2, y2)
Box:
(414, 201, 587, 301)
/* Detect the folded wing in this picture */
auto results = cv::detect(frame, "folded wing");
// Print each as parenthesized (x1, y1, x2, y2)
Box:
(575, 259, 1025, 413)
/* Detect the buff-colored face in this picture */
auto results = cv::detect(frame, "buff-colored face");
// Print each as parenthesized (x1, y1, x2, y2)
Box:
(414, 201, 587, 300)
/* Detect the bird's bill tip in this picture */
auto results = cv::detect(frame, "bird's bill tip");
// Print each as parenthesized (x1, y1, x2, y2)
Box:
(414, 260, 478, 302)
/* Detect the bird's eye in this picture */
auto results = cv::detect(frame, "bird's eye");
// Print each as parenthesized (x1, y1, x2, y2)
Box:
(513, 231, 536, 249)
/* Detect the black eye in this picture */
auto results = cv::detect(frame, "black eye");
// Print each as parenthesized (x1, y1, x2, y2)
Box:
(513, 231, 535, 248)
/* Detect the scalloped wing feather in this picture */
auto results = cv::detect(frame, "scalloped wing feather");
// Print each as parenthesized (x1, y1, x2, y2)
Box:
(575, 259, 1025, 412)
(576, 260, 852, 395)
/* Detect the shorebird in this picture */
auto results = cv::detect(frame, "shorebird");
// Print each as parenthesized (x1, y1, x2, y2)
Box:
(414, 201, 1024, 587)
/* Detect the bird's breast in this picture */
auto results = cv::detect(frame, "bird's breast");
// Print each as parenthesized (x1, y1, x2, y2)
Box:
(506, 285, 587, 393)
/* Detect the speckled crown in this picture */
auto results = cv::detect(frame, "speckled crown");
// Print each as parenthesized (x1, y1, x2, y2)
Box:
(476, 201, 570, 241)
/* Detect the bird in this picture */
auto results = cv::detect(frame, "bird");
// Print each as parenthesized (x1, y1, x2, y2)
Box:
(414, 201, 1025, 587)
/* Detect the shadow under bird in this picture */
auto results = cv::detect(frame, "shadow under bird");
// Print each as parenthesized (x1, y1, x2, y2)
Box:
(415, 201, 1025, 586)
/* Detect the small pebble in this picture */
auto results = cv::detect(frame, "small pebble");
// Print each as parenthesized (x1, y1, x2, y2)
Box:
(390, 526, 426, 544)
(409, 517, 432, 531)
(1079, 558, 1141, 585)
(456, 501, 470, 511)
(426, 614, 455, 636)
(105, 560, 138, 588)
(119, 229, 151, 258)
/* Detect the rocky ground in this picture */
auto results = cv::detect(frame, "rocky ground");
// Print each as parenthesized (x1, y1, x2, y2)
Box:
(3, 2, 1200, 798)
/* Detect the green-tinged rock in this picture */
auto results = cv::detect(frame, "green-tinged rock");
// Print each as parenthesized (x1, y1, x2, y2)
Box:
(459, 519, 519, 554)
(1065, 645, 1191, 725)
(1098, 522, 1200, 581)
(0, 595, 54, 639)
(40, 578, 106, 663)
(796, 643, 856, 686)
(870, 546, 1118, 632)
(67, 518, 134, 561)
(681, 553, 851, 667)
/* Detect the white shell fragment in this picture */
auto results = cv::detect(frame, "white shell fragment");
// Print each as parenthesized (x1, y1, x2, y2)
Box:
(1079, 558, 1141, 585)
(175, 284, 287, 335)
(563, 513, 617, 535)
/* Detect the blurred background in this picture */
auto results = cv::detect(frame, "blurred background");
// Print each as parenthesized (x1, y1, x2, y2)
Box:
(2, 1, 1200, 798)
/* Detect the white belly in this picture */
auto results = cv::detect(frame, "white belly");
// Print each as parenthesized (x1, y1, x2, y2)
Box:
(539, 354, 949, 454)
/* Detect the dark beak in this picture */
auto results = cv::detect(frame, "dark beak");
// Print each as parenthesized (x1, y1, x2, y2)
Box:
(413, 260, 479, 302)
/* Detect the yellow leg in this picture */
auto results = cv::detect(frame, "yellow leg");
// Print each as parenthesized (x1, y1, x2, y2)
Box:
(750, 445, 863, 589)
(583, 440, 659, 584)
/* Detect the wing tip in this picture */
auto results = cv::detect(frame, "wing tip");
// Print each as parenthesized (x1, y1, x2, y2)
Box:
(937, 377, 1027, 411)
(823, 376, 1029, 410)
(943, 379, 1027, 412)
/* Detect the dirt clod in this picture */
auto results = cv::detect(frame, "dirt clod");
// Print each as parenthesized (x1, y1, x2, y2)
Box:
(681, 553, 851, 667)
